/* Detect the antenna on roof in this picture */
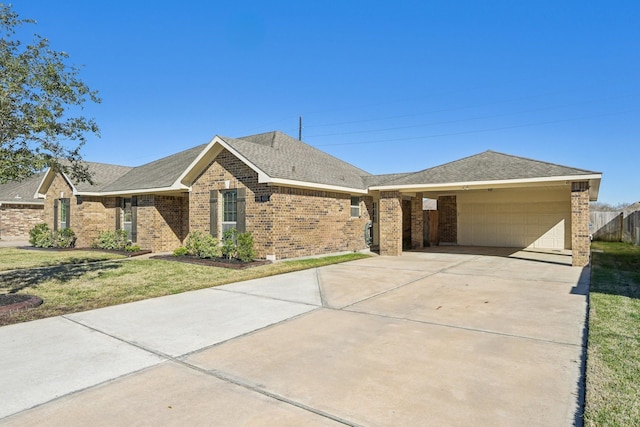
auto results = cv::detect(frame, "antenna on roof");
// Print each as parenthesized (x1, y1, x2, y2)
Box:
(298, 115, 303, 141)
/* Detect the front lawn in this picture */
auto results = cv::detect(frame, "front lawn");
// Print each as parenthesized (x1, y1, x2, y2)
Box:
(0, 251, 369, 326)
(0, 247, 127, 271)
(584, 241, 640, 426)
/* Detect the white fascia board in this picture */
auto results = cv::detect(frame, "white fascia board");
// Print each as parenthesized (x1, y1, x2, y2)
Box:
(177, 136, 271, 186)
(36, 168, 78, 197)
(268, 177, 368, 194)
(175, 136, 220, 186)
(369, 174, 603, 191)
(0, 200, 44, 206)
(216, 138, 271, 183)
(33, 169, 51, 199)
(78, 184, 189, 197)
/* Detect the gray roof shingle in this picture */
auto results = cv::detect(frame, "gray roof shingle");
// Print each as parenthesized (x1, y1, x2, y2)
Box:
(73, 163, 134, 192)
(99, 144, 206, 192)
(0, 173, 45, 204)
(376, 150, 600, 187)
(221, 131, 372, 190)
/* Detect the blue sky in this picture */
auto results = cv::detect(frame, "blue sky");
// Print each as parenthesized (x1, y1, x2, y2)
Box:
(11, 1, 640, 204)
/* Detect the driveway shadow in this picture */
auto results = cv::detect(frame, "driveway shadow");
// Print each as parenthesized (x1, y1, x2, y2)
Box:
(0, 262, 123, 294)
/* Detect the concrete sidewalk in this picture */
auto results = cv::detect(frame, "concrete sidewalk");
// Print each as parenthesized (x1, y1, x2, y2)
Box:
(0, 248, 589, 426)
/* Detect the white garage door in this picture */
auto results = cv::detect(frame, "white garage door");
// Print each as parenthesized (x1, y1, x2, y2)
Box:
(457, 188, 571, 250)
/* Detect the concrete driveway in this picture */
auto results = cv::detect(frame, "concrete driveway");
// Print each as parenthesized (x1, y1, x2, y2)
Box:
(0, 248, 588, 426)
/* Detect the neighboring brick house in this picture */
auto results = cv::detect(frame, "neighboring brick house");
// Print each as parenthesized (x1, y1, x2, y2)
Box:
(32, 131, 602, 266)
(0, 173, 45, 240)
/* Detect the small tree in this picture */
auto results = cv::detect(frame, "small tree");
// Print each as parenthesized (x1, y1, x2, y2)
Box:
(0, 4, 100, 184)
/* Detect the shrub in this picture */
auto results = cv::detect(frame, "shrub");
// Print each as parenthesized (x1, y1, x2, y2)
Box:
(125, 244, 141, 253)
(28, 224, 76, 248)
(29, 223, 50, 246)
(94, 230, 129, 250)
(237, 232, 256, 262)
(184, 231, 220, 258)
(221, 228, 238, 259)
(55, 228, 76, 248)
(173, 246, 188, 256)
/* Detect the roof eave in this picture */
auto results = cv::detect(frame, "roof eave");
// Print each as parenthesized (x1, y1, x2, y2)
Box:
(178, 136, 271, 186)
(0, 200, 44, 206)
(369, 174, 603, 192)
(78, 183, 190, 197)
(266, 177, 368, 194)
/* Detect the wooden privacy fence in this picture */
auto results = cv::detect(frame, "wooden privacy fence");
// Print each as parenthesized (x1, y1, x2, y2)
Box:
(591, 209, 640, 245)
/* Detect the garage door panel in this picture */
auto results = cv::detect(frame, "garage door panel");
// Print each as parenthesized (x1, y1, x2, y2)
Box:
(458, 199, 570, 250)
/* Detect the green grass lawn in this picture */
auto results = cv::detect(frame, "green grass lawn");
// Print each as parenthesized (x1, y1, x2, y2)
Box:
(0, 247, 127, 271)
(0, 250, 369, 326)
(584, 241, 640, 426)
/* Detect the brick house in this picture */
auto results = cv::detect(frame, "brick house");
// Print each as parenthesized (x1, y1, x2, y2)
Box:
(0, 173, 45, 240)
(32, 131, 601, 266)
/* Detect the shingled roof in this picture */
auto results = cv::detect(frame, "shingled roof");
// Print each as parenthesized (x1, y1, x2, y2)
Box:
(220, 131, 372, 190)
(37, 134, 601, 197)
(73, 162, 134, 192)
(376, 150, 600, 187)
(99, 144, 206, 192)
(0, 173, 45, 204)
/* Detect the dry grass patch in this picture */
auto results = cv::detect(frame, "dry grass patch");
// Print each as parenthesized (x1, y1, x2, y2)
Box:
(0, 252, 369, 326)
(584, 242, 640, 426)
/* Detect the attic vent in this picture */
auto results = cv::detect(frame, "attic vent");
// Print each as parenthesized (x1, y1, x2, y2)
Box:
(292, 166, 296, 173)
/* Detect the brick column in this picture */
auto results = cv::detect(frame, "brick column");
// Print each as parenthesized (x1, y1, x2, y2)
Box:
(379, 191, 403, 256)
(571, 181, 590, 267)
(411, 192, 424, 249)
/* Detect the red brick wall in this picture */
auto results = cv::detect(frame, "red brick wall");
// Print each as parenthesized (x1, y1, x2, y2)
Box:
(438, 195, 457, 244)
(379, 191, 402, 256)
(269, 187, 372, 259)
(571, 181, 590, 267)
(190, 149, 372, 260)
(190, 149, 272, 258)
(0, 205, 44, 239)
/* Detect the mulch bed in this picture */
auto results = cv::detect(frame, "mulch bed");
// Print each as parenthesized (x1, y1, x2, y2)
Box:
(151, 255, 271, 269)
(0, 294, 43, 314)
(18, 246, 152, 257)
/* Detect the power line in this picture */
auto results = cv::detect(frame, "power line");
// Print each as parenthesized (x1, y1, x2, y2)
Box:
(305, 94, 638, 138)
(313, 108, 640, 147)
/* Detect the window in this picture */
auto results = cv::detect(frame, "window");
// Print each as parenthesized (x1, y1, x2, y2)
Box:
(222, 190, 237, 233)
(123, 198, 132, 239)
(59, 198, 70, 230)
(350, 196, 360, 218)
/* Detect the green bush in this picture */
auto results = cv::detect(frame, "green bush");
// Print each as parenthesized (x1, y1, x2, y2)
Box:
(125, 244, 141, 253)
(173, 246, 188, 256)
(237, 232, 256, 262)
(28, 224, 76, 248)
(184, 231, 220, 258)
(29, 223, 50, 246)
(55, 228, 76, 248)
(179, 230, 254, 261)
(221, 228, 237, 259)
(94, 230, 129, 250)
(220, 229, 255, 262)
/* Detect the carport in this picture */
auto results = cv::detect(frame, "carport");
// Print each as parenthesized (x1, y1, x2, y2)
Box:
(369, 151, 602, 267)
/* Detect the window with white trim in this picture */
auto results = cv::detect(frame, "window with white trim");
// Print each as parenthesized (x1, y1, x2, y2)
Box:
(222, 190, 237, 232)
(122, 198, 132, 239)
(59, 198, 70, 229)
(350, 196, 360, 218)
